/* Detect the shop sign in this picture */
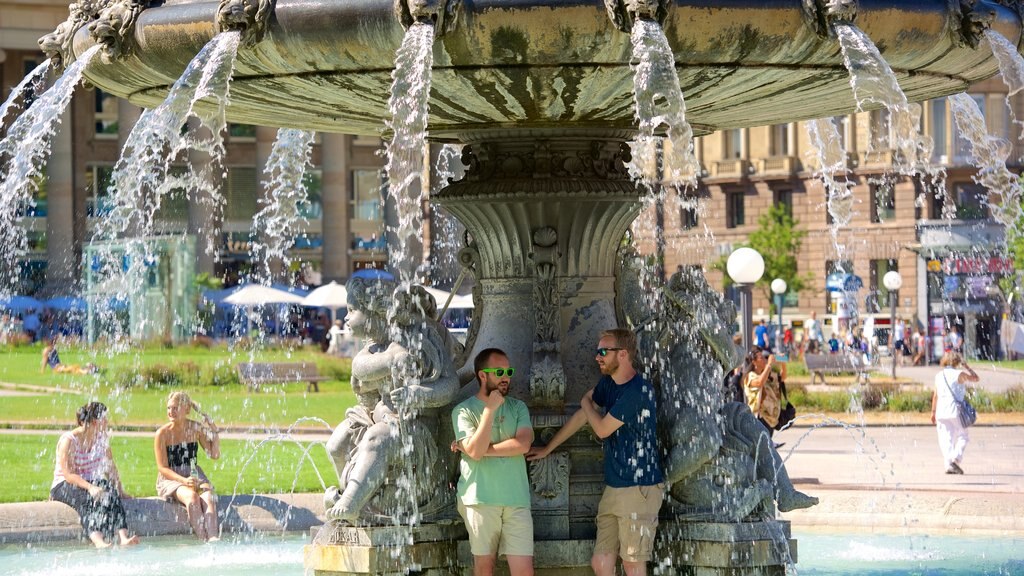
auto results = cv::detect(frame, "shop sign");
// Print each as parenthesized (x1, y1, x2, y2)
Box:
(943, 256, 1014, 275)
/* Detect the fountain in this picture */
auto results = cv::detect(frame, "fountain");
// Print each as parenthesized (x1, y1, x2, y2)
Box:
(26, 0, 1024, 574)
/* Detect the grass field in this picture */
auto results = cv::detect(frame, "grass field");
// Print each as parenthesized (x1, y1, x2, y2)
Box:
(1, 434, 337, 503)
(0, 344, 356, 427)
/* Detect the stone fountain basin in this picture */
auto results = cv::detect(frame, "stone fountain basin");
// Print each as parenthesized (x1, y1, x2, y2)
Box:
(71, 0, 1022, 136)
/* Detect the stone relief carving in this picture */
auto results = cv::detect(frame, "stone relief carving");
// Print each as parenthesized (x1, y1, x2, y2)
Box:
(394, 0, 461, 36)
(458, 140, 633, 184)
(950, 0, 996, 48)
(39, 0, 104, 71)
(528, 451, 569, 499)
(457, 239, 482, 362)
(616, 250, 818, 521)
(217, 0, 274, 47)
(604, 0, 672, 33)
(87, 0, 148, 61)
(324, 278, 459, 525)
(803, 0, 857, 37)
(529, 227, 566, 406)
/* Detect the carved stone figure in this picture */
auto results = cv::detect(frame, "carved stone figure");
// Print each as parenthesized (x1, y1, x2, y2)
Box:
(217, 0, 273, 46)
(324, 279, 460, 524)
(88, 0, 148, 61)
(617, 253, 818, 521)
(39, 0, 103, 70)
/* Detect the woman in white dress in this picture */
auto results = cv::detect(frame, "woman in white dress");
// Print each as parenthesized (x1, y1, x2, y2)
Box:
(930, 352, 979, 474)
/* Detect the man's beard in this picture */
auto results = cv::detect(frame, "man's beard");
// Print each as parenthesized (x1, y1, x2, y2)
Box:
(488, 381, 509, 395)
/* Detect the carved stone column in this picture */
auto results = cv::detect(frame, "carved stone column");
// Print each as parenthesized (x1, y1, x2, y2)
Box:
(436, 128, 640, 402)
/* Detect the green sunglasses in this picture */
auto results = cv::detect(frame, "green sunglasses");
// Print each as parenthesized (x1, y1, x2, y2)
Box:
(481, 367, 515, 377)
(596, 347, 623, 356)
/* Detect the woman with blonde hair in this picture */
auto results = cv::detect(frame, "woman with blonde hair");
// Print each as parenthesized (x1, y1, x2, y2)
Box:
(931, 352, 979, 474)
(155, 391, 221, 540)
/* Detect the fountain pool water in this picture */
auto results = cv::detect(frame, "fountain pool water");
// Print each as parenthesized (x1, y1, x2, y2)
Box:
(3, 531, 1022, 576)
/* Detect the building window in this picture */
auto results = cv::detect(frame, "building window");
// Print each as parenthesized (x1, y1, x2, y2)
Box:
(725, 190, 745, 229)
(952, 94, 985, 163)
(228, 124, 257, 140)
(298, 170, 323, 220)
(225, 167, 259, 220)
(770, 124, 789, 156)
(869, 109, 890, 149)
(84, 164, 115, 217)
(724, 129, 743, 159)
(825, 259, 854, 314)
(352, 169, 383, 221)
(774, 188, 793, 219)
(870, 181, 895, 222)
(869, 259, 898, 312)
(94, 90, 118, 137)
(680, 203, 698, 230)
(954, 183, 988, 220)
(930, 98, 947, 161)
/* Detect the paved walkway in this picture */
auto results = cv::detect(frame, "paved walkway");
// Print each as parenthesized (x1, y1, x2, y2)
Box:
(778, 421, 1024, 535)
(868, 360, 1024, 393)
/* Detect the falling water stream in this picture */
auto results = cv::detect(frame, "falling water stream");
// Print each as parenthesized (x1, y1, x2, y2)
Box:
(629, 18, 699, 189)
(0, 47, 101, 297)
(0, 60, 49, 129)
(88, 31, 240, 345)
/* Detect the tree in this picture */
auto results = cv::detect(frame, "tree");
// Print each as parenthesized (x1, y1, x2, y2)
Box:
(716, 203, 811, 315)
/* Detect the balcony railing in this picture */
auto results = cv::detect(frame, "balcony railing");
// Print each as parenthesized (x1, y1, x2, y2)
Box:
(709, 159, 752, 178)
(756, 155, 799, 176)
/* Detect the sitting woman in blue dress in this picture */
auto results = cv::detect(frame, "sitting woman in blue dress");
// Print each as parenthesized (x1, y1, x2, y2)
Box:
(40, 337, 98, 375)
(154, 391, 221, 541)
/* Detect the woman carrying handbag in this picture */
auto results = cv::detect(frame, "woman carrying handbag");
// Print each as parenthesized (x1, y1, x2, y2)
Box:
(930, 352, 979, 475)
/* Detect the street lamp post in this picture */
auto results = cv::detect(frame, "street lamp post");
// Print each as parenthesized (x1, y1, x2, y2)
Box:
(771, 278, 788, 354)
(727, 247, 765, 351)
(883, 270, 903, 379)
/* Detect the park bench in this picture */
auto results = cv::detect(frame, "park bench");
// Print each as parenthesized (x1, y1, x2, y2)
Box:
(236, 362, 327, 392)
(803, 353, 870, 386)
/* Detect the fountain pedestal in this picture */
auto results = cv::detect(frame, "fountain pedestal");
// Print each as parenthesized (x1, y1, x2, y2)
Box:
(305, 523, 467, 575)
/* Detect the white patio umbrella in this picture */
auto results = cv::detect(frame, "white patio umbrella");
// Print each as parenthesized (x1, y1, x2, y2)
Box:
(224, 284, 306, 306)
(224, 284, 306, 336)
(301, 281, 349, 322)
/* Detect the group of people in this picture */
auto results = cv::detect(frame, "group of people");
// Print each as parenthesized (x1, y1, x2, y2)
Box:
(51, 391, 221, 547)
(452, 328, 662, 576)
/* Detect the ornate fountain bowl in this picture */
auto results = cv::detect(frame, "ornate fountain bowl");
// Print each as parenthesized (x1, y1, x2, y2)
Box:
(57, 0, 1023, 137)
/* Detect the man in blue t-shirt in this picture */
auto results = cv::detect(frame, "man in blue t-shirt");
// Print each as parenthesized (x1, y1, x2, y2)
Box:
(754, 319, 769, 351)
(528, 328, 663, 576)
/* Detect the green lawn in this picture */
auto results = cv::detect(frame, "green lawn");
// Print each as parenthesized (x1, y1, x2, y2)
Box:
(2, 434, 337, 503)
(0, 344, 356, 428)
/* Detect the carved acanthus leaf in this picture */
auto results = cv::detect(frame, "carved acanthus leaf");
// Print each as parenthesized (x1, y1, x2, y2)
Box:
(529, 452, 569, 499)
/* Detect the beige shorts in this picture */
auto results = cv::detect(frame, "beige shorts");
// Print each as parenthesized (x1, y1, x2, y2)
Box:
(457, 501, 534, 557)
(594, 483, 665, 563)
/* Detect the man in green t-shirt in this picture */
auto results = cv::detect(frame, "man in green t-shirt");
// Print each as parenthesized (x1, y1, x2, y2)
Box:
(451, 348, 534, 576)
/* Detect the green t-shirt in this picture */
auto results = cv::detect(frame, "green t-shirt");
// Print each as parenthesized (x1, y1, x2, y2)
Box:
(451, 396, 532, 507)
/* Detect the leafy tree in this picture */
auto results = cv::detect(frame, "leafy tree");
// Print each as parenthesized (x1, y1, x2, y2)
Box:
(716, 203, 811, 314)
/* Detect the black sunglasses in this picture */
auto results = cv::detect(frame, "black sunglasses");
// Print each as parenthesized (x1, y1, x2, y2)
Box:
(481, 367, 515, 377)
(596, 347, 623, 357)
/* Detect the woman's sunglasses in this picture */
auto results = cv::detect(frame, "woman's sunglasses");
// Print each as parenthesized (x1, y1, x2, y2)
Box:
(481, 367, 515, 377)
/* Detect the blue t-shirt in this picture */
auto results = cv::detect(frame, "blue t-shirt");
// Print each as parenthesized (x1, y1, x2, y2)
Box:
(754, 324, 769, 348)
(591, 374, 663, 488)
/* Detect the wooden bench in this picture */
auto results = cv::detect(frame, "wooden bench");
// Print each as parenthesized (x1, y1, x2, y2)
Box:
(803, 353, 870, 386)
(236, 362, 328, 392)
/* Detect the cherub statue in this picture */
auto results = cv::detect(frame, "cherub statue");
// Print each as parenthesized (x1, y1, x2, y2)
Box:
(617, 255, 818, 520)
(324, 279, 460, 524)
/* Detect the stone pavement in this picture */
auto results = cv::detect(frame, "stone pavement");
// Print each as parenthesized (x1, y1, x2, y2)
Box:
(778, 419, 1024, 535)
(871, 361, 1024, 393)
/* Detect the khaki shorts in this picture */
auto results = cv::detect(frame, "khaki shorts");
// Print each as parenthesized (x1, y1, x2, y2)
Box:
(594, 483, 665, 563)
(457, 501, 534, 557)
